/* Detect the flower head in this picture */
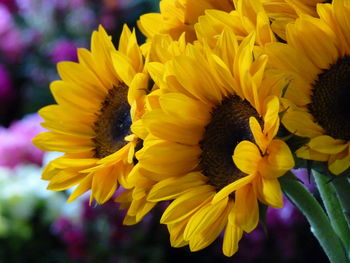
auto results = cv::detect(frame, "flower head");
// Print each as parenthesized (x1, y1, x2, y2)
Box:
(33, 25, 149, 204)
(138, 0, 235, 42)
(265, 0, 350, 175)
(134, 29, 294, 256)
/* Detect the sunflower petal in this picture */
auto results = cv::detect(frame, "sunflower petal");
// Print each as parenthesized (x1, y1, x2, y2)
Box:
(234, 184, 259, 232)
(233, 141, 262, 174)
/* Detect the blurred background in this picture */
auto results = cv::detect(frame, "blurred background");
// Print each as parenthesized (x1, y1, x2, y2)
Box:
(0, 0, 329, 262)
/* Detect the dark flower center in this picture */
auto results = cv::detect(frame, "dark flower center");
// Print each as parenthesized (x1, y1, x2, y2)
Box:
(308, 56, 350, 141)
(93, 83, 131, 158)
(200, 95, 262, 191)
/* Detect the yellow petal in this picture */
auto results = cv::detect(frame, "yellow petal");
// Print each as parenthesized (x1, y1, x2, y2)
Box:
(160, 185, 214, 224)
(264, 42, 318, 83)
(263, 96, 279, 137)
(47, 170, 85, 191)
(136, 140, 201, 176)
(131, 119, 148, 140)
(111, 51, 136, 86)
(296, 145, 329, 161)
(282, 109, 324, 138)
(159, 93, 211, 126)
(212, 173, 255, 204)
(184, 197, 228, 240)
(234, 184, 259, 233)
(67, 173, 93, 203)
(148, 172, 207, 202)
(250, 117, 268, 153)
(137, 13, 163, 39)
(171, 55, 223, 105)
(50, 80, 101, 112)
(33, 132, 94, 153)
(135, 200, 156, 223)
(328, 147, 350, 175)
(261, 178, 283, 208)
(233, 141, 262, 174)
(309, 135, 348, 154)
(185, 198, 230, 251)
(168, 220, 189, 248)
(259, 139, 294, 179)
(286, 17, 339, 69)
(143, 109, 204, 145)
(222, 223, 243, 257)
(91, 164, 120, 204)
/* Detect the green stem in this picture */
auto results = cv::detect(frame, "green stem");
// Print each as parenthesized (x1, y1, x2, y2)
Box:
(331, 176, 350, 233)
(279, 174, 348, 263)
(313, 171, 350, 254)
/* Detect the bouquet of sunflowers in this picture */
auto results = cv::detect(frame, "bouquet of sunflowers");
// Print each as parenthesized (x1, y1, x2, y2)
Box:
(33, 0, 350, 262)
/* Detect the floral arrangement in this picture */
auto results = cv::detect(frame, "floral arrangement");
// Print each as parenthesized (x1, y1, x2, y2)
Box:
(33, 0, 350, 262)
(0, 114, 325, 262)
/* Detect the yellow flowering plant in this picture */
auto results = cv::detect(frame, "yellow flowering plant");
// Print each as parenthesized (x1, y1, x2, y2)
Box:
(34, 0, 350, 262)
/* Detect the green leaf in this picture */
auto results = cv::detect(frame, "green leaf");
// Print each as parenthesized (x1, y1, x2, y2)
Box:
(279, 173, 348, 263)
(313, 170, 350, 256)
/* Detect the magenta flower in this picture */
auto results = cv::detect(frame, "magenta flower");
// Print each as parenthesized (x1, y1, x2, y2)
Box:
(50, 39, 78, 63)
(0, 113, 45, 168)
(0, 0, 18, 12)
(0, 64, 12, 99)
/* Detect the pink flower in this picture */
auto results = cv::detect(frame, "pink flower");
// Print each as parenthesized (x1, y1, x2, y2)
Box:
(0, 113, 45, 168)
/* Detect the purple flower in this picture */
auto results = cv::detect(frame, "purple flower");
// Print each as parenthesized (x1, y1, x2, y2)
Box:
(293, 168, 315, 191)
(0, 113, 45, 168)
(267, 197, 304, 228)
(50, 39, 78, 63)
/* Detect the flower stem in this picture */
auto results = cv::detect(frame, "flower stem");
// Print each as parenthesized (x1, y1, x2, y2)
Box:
(313, 171, 350, 255)
(331, 176, 350, 233)
(279, 174, 348, 263)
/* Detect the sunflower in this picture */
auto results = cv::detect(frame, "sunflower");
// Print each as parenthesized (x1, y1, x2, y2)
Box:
(135, 30, 294, 256)
(262, 0, 328, 40)
(137, 0, 234, 43)
(112, 33, 193, 225)
(195, 0, 276, 48)
(265, 0, 350, 175)
(33, 25, 149, 204)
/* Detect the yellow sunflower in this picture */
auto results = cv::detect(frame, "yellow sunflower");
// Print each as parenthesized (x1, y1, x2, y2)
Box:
(110, 34, 196, 225)
(195, 0, 276, 48)
(138, 0, 234, 42)
(113, 34, 192, 225)
(33, 25, 148, 204)
(262, 0, 327, 40)
(265, 0, 350, 175)
(135, 30, 294, 256)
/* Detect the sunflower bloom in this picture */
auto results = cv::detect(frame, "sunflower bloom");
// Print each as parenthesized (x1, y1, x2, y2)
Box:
(112, 33, 192, 225)
(195, 0, 276, 48)
(265, 0, 350, 175)
(262, 0, 326, 40)
(33, 25, 148, 204)
(136, 30, 294, 256)
(138, 0, 234, 42)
